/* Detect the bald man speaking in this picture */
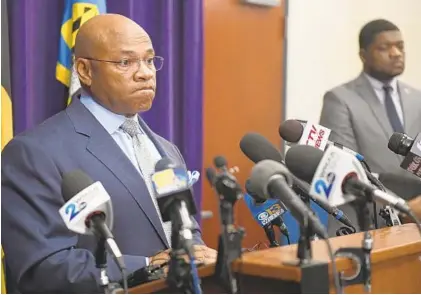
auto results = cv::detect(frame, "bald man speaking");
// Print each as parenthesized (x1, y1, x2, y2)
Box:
(1, 14, 215, 293)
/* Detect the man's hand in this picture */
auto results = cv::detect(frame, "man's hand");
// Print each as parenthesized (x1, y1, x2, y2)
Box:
(401, 195, 421, 223)
(191, 245, 217, 265)
(149, 249, 171, 266)
(148, 245, 217, 267)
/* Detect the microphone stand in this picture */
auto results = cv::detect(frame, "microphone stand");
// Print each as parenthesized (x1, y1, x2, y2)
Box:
(334, 197, 373, 293)
(95, 238, 123, 294)
(263, 223, 280, 247)
(166, 201, 197, 294)
(213, 172, 245, 294)
(353, 198, 373, 293)
(299, 193, 319, 240)
(283, 212, 330, 293)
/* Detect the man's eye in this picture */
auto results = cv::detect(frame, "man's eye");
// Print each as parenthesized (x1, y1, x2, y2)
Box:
(119, 59, 131, 67)
(146, 58, 154, 65)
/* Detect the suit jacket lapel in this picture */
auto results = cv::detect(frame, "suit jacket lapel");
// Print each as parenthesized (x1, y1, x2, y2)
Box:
(354, 73, 394, 139)
(398, 82, 417, 134)
(66, 98, 169, 247)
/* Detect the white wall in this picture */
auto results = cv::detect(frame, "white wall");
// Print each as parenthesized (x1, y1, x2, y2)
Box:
(285, 0, 421, 123)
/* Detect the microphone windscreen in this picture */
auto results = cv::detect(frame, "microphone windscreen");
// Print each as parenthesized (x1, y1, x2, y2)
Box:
(239, 132, 284, 164)
(285, 145, 324, 183)
(61, 170, 94, 202)
(214, 156, 227, 169)
(249, 159, 292, 199)
(155, 157, 176, 171)
(278, 119, 304, 143)
(378, 173, 421, 201)
(388, 132, 406, 155)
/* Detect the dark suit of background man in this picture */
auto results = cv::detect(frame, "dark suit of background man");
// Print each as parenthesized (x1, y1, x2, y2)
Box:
(319, 19, 421, 235)
(1, 14, 216, 293)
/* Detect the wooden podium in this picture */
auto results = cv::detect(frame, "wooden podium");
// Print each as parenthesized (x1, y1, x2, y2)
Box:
(129, 224, 421, 293)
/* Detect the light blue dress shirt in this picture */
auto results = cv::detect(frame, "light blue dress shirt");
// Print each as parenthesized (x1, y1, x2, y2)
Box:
(80, 94, 162, 177)
(364, 73, 404, 125)
(80, 94, 162, 265)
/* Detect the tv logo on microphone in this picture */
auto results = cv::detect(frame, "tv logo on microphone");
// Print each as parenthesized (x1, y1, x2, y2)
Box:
(309, 145, 368, 206)
(64, 201, 87, 221)
(298, 123, 331, 150)
(407, 156, 421, 177)
(313, 172, 336, 199)
(257, 203, 284, 226)
(401, 134, 421, 178)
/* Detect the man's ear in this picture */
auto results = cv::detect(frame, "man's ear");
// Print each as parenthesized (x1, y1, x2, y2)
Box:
(75, 58, 92, 87)
(359, 48, 367, 64)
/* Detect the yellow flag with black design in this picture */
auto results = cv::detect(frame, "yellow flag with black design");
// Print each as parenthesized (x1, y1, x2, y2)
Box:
(2, 0, 13, 153)
(56, 0, 106, 104)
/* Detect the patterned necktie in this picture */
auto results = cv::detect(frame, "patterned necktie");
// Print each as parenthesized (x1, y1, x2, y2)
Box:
(120, 118, 172, 246)
(383, 85, 404, 133)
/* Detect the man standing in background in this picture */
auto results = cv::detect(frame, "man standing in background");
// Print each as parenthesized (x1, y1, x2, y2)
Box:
(320, 19, 421, 176)
(319, 19, 421, 232)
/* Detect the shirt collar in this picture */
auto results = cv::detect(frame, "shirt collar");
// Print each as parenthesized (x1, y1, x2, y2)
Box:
(80, 94, 139, 135)
(364, 73, 398, 93)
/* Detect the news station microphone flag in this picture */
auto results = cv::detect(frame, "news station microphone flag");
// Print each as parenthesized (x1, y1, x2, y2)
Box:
(56, 0, 107, 104)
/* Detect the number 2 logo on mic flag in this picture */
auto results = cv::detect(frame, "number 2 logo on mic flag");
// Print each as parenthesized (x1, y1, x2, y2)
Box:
(309, 145, 368, 207)
(65, 201, 87, 221)
(314, 172, 336, 199)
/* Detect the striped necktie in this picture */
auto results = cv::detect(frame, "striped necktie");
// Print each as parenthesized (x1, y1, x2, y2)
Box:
(120, 118, 172, 246)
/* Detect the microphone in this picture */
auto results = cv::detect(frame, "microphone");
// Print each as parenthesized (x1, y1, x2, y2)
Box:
(279, 120, 392, 229)
(248, 159, 328, 239)
(151, 158, 197, 253)
(59, 170, 125, 272)
(284, 145, 412, 216)
(279, 119, 364, 161)
(152, 158, 202, 294)
(244, 179, 290, 246)
(388, 132, 421, 178)
(239, 132, 355, 229)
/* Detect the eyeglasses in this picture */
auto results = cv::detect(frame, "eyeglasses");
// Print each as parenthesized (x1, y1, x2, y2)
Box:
(82, 56, 164, 72)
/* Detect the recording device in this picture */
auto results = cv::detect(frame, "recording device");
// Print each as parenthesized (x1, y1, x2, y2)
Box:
(60, 170, 126, 293)
(285, 145, 412, 218)
(244, 179, 290, 246)
(279, 119, 364, 161)
(151, 158, 200, 294)
(239, 132, 355, 231)
(206, 156, 244, 294)
(388, 132, 421, 178)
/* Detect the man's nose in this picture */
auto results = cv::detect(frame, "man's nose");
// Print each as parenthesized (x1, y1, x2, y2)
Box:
(134, 62, 154, 80)
(389, 46, 403, 58)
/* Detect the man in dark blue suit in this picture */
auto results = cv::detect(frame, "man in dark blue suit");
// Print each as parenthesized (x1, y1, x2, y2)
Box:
(1, 14, 216, 293)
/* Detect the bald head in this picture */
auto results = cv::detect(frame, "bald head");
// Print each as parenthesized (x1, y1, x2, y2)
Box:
(74, 13, 158, 117)
(74, 14, 149, 58)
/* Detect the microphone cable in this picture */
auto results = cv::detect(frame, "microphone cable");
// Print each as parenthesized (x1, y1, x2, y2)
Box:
(188, 255, 202, 294)
(360, 159, 382, 229)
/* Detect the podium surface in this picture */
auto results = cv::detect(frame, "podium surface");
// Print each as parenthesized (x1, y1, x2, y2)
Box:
(130, 223, 421, 293)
